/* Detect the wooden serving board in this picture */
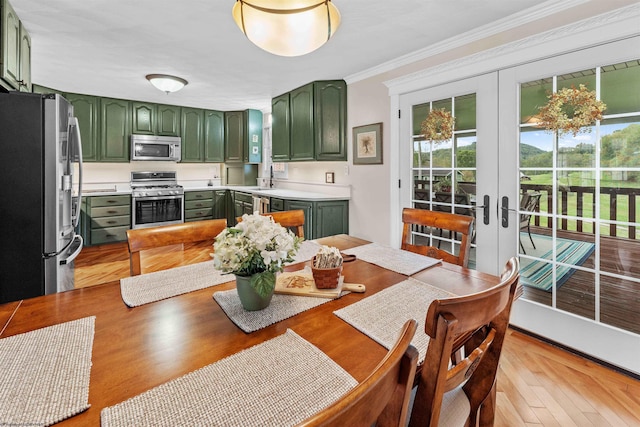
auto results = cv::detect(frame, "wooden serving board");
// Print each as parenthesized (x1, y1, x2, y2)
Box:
(275, 270, 365, 299)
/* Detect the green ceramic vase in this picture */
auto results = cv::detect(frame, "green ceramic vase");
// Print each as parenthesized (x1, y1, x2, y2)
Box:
(235, 273, 274, 311)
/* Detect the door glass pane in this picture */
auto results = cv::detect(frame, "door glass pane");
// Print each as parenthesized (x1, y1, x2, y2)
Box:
(518, 61, 640, 335)
(411, 94, 476, 269)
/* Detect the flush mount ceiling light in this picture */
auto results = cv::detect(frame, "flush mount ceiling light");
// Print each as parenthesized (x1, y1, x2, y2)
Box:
(145, 74, 188, 94)
(232, 0, 341, 57)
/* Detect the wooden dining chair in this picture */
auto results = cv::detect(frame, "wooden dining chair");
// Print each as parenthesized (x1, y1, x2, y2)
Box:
(401, 207, 474, 267)
(237, 209, 306, 238)
(297, 320, 419, 427)
(125, 218, 227, 276)
(408, 257, 520, 427)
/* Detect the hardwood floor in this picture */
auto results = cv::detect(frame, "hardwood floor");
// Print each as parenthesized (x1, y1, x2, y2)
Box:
(74, 242, 640, 427)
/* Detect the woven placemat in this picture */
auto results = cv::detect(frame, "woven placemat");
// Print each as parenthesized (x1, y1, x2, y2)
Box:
(121, 261, 235, 307)
(342, 242, 441, 275)
(334, 278, 455, 363)
(101, 329, 357, 427)
(213, 288, 345, 333)
(291, 240, 323, 264)
(0, 316, 95, 426)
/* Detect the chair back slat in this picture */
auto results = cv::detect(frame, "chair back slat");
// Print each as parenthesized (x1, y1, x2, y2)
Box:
(126, 219, 227, 276)
(401, 207, 474, 267)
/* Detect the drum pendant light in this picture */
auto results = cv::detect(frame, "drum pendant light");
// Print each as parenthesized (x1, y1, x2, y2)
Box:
(232, 0, 341, 57)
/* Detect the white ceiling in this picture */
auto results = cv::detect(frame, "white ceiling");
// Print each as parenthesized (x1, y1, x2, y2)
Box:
(13, 0, 582, 112)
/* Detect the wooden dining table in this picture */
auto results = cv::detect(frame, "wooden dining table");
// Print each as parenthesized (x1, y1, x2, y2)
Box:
(0, 234, 501, 426)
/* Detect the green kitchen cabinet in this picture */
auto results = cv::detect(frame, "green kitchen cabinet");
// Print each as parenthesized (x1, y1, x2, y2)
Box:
(271, 80, 346, 162)
(184, 190, 214, 222)
(100, 98, 131, 162)
(83, 194, 131, 246)
(233, 191, 253, 223)
(314, 200, 349, 238)
(225, 110, 262, 164)
(213, 190, 228, 220)
(1, 0, 30, 92)
(314, 80, 347, 161)
(283, 198, 348, 239)
(290, 83, 315, 161)
(284, 199, 313, 239)
(157, 104, 181, 136)
(66, 93, 100, 162)
(181, 107, 205, 162)
(204, 109, 225, 163)
(224, 111, 244, 163)
(131, 102, 156, 135)
(271, 93, 290, 162)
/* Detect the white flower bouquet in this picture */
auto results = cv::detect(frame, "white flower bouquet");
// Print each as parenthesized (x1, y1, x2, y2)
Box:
(212, 212, 301, 297)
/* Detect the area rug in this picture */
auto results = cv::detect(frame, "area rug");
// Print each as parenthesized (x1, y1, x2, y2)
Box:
(0, 317, 95, 426)
(520, 233, 595, 291)
(101, 329, 357, 427)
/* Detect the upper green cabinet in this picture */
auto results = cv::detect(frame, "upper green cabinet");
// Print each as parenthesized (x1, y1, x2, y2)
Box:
(314, 80, 347, 161)
(131, 102, 156, 135)
(66, 93, 100, 162)
(181, 107, 204, 162)
(271, 93, 290, 162)
(225, 109, 262, 164)
(204, 109, 225, 163)
(100, 98, 131, 162)
(1, 0, 31, 92)
(290, 83, 314, 161)
(157, 104, 181, 136)
(271, 80, 346, 162)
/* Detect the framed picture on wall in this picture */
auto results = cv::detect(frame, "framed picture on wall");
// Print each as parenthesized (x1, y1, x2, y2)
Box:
(352, 122, 382, 165)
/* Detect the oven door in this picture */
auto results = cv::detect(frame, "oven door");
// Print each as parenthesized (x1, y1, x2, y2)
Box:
(132, 194, 184, 229)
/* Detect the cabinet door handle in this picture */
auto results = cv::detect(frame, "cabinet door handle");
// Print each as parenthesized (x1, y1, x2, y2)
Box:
(107, 220, 116, 225)
(107, 210, 117, 214)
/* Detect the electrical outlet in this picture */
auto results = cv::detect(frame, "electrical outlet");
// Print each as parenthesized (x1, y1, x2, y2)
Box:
(344, 165, 349, 176)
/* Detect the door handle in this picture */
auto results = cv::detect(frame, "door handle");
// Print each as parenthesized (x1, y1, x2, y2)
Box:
(501, 196, 509, 228)
(474, 195, 491, 225)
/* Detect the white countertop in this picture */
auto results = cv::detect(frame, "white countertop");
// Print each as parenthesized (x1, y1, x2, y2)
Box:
(80, 184, 349, 201)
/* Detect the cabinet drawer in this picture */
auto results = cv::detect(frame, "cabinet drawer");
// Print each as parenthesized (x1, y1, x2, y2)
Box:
(91, 226, 129, 244)
(270, 197, 284, 211)
(89, 195, 130, 208)
(90, 205, 130, 217)
(185, 191, 213, 201)
(185, 207, 214, 220)
(91, 215, 130, 229)
(185, 199, 214, 210)
(234, 192, 252, 204)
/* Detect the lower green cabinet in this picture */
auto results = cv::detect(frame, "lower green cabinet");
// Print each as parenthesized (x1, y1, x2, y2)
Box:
(233, 192, 253, 223)
(282, 199, 348, 239)
(82, 195, 131, 246)
(185, 190, 229, 222)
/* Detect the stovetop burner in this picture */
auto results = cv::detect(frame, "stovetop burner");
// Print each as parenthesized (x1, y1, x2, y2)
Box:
(131, 171, 184, 197)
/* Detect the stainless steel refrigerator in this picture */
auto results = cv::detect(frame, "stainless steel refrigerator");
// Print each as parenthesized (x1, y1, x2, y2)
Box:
(0, 92, 84, 303)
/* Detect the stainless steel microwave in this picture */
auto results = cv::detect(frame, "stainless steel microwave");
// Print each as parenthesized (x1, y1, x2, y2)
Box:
(131, 134, 181, 161)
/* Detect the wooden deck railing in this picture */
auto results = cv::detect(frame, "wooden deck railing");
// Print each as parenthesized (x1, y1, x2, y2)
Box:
(520, 183, 638, 239)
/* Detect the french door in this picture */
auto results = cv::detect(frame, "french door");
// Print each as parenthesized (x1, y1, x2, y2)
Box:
(399, 72, 514, 275)
(397, 37, 640, 375)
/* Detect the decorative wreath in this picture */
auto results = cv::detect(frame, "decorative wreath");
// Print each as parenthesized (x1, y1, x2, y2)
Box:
(537, 84, 606, 137)
(421, 108, 455, 143)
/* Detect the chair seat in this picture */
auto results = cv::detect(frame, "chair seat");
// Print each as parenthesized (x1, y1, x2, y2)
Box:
(440, 385, 471, 427)
(408, 384, 470, 427)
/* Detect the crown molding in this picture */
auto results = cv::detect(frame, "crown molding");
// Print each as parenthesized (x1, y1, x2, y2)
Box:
(383, 3, 640, 95)
(344, 0, 590, 85)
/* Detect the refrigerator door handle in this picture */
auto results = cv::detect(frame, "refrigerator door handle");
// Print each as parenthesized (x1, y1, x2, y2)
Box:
(59, 234, 84, 265)
(69, 116, 83, 228)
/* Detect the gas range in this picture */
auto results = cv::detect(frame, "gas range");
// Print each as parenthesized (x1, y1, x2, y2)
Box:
(130, 171, 184, 198)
